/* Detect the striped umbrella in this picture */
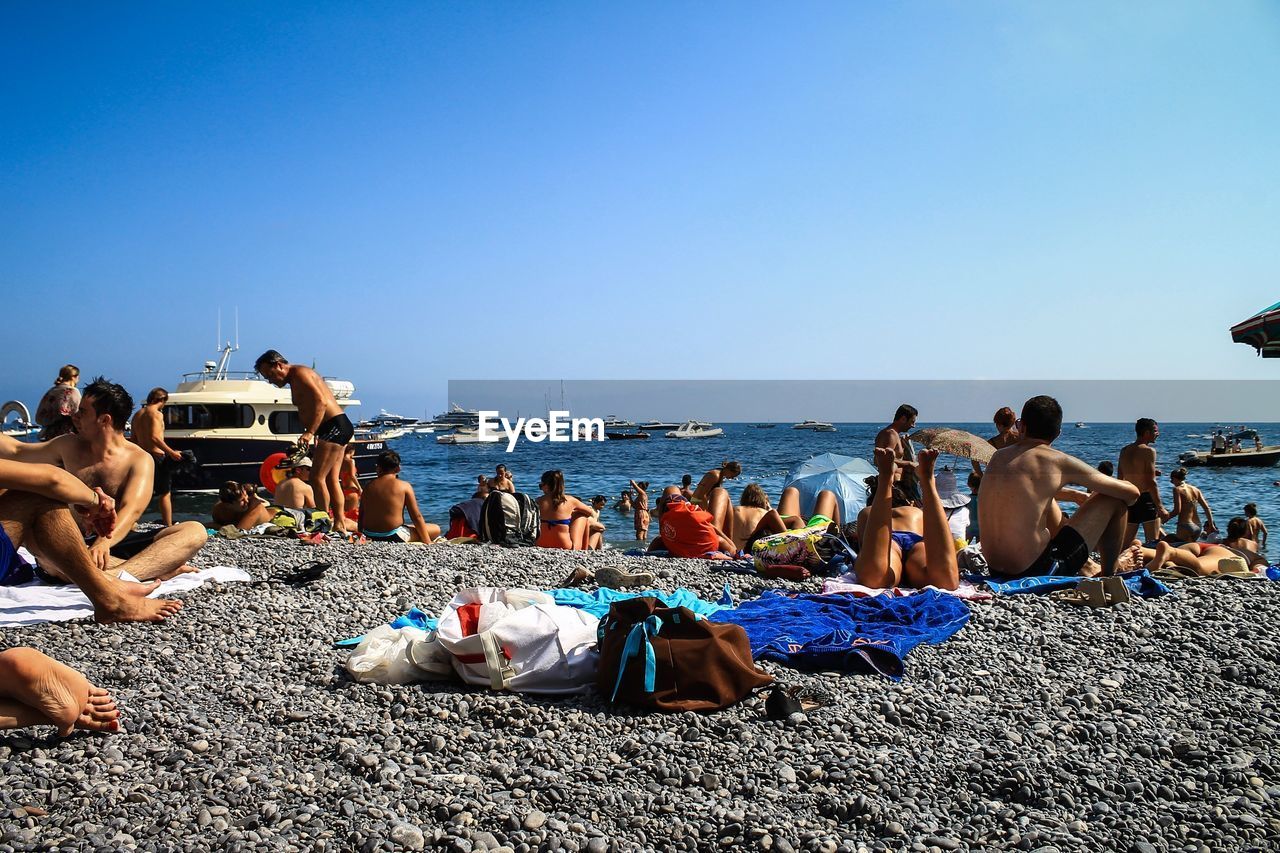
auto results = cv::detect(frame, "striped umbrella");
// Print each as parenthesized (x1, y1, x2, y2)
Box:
(1230, 301, 1280, 358)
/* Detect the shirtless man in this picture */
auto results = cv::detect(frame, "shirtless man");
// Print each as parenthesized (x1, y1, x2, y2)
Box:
(0, 459, 182, 622)
(254, 350, 353, 528)
(876, 404, 919, 501)
(1169, 468, 1215, 542)
(980, 396, 1140, 577)
(211, 481, 275, 530)
(274, 458, 316, 510)
(0, 648, 121, 734)
(359, 450, 440, 543)
(130, 388, 184, 527)
(1118, 418, 1168, 544)
(0, 378, 206, 581)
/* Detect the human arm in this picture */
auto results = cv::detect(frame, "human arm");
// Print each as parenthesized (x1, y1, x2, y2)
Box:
(1064, 456, 1140, 504)
(405, 486, 434, 543)
(0, 432, 65, 464)
(1055, 488, 1091, 505)
(1260, 519, 1268, 548)
(0, 460, 115, 536)
(1195, 491, 1215, 533)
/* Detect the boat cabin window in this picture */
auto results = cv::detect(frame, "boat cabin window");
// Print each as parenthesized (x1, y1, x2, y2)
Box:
(164, 404, 255, 430)
(268, 411, 306, 435)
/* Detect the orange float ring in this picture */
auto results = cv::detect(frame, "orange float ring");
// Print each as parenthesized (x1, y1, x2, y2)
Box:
(259, 452, 288, 494)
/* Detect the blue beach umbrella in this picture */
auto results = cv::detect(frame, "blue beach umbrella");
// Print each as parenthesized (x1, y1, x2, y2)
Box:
(1230, 301, 1280, 358)
(783, 453, 877, 525)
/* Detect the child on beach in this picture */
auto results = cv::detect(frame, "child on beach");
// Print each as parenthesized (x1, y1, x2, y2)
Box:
(630, 480, 650, 540)
(1245, 503, 1267, 549)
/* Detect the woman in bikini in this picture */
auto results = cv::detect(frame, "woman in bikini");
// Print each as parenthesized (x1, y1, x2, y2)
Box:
(630, 480, 651, 540)
(691, 461, 741, 507)
(535, 470, 594, 550)
(1139, 516, 1267, 575)
(736, 485, 843, 551)
(852, 447, 959, 590)
(339, 444, 362, 527)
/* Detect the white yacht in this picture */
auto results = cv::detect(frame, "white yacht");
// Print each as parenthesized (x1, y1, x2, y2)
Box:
(428, 403, 480, 431)
(665, 421, 724, 439)
(160, 343, 384, 492)
(0, 401, 39, 437)
(436, 427, 501, 445)
(640, 420, 683, 431)
(793, 420, 835, 430)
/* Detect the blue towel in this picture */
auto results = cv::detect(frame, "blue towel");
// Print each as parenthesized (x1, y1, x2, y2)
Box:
(336, 607, 438, 647)
(972, 569, 1169, 599)
(550, 586, 731, 620)
(713, 589, 969, 680)
(1267, 565, 1280, 582)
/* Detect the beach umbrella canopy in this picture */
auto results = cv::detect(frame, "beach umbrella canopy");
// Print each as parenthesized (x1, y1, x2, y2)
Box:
(1230, 301, 1280, 358)
(783, 452, 877, 525)
(907, 427, 995, 465)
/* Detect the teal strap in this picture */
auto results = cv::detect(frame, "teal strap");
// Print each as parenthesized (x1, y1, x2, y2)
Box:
(611, 615, 663, 701)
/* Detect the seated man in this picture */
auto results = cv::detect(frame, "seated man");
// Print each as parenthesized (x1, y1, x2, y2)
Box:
(0, 459, 182, 622)
(0, 378, 206, 581)
(651, 487, 735, 559)
(212, 481, 275, 530)
(274, 458, 316, 510)
(360, 450, 440, 543)
(0, 647, 121, 734)
(980, 396, 1140, 577)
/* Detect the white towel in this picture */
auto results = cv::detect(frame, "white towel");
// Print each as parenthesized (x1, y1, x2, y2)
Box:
(0, 565, 251, 627)
(822, 576, 992, 601)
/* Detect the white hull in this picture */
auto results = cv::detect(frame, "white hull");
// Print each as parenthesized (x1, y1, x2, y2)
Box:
(437, 429, 500, 445)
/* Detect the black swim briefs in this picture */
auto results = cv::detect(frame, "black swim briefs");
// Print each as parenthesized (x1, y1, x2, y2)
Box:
(315, 413, 355, 446)
(153, 455, 174, 497)
(1023, 525, 1090, 576)
(1127, 492, 1158, 524)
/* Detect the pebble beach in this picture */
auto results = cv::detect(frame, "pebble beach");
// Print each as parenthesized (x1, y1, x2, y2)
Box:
(2, 538, 1279, 853)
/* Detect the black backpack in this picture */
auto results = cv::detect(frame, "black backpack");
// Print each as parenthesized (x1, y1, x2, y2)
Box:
(479, 491, 540, 547)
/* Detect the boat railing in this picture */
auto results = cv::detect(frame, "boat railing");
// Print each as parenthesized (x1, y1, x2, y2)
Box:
(181, 370, 262, 382)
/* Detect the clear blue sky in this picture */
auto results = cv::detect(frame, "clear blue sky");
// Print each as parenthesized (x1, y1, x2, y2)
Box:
(2, 2, 1278, 419)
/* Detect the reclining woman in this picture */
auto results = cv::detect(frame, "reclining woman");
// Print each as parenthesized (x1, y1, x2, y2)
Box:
(536, 470, 595, 550)
(734, 484, 843, 552)
(853, 447, 959, 590)
(1138, 516, 1267, 575)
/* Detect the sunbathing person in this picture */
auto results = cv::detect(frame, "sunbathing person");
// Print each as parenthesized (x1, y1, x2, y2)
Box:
(536, 470, 595, 550)
(737, 485, 842, 551)
(0, 459, 182, 622)
(212, 481, 275, 530)
(1138, 518, 1266, 575)
(730, 484, 773, 552)
(587, 495, 607, 550)
(491, 464, 514, 493)
(630, 480, 651, 541)
(274, 458, 316, 510)
(0, 378, 206, 581)
(1169, 468, 1215, 542)
(360, 450, 439, 543)
(0, 648, 120, 735)
(852, 448, 958, 590)
(652, 487, 735, 559)
(980, 395, 1140, 577)
(690, 461, 741, 507)
(340, 445, 361, 523)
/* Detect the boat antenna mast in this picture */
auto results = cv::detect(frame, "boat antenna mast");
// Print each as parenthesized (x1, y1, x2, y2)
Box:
(211, 307, 240, 380)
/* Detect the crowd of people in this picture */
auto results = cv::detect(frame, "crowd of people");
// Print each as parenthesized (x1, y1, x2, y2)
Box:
(1, 364, 1273, 735)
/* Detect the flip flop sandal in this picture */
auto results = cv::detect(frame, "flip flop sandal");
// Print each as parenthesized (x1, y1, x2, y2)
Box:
(1050, 578, 1106, 608)
(1101, 576, 1131, 605)
(764, 685, 803, 720)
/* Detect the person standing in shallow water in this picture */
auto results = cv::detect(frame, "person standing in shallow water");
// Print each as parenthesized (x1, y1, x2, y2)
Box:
(254, 350, 353, 529)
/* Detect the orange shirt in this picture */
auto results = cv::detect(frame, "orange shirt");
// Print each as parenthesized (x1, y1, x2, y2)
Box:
(659, 501, 720, 558)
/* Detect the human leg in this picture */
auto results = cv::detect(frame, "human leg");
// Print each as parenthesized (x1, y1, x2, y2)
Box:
(905, 449, 958, 590)
(854, 448, 904, 587)
(707, 488, 733, 542)
(777, 487, 806, 529)
(570, 515, 591, 550)
(1063, 493, 1129, 575)
(158, 493, 173, 528)
(8, 492, 183, 623)
(811, 489, 841, 526)
(409, 523, 442, 544)
(0, 647, 120, 735)
(311, 441, 344, 522)
(112, 521, 206, 581)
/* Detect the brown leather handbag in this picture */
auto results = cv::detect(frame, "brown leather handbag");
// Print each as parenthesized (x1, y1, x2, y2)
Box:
(596, 597, 772, 712)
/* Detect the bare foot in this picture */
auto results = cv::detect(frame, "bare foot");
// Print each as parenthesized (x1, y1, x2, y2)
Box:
(154, 564, 198, 582)
(1143, 541, 1173, 572)
(1113, 541, 1144, 573)
(94, 578, 182, 624)
(916, 447, 939, 480)
(873, 446, 898, 477)
(1080, 559, 1102, 578)
(0, 649, 119, 736)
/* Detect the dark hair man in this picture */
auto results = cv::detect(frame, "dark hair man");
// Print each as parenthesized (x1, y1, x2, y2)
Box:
(1118, 417, 1168, 544)
(359, 450, 439, 543)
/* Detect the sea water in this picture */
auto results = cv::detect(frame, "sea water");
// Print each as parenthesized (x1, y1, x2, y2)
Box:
(384, 423, 1280, 549)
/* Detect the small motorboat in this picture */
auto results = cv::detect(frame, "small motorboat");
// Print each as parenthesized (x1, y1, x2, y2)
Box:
(751, 423, 777, 429)
(665, 421, 724, 439)
(813, 424, 837, 432)
(792, 420, 835, 430)
(606, 431, 650, 441)
(437, 428, 500, 445)
(1179, 430, 1279, 467)
(640, 420, 682, 431)
(1075, 422, 1088, 429)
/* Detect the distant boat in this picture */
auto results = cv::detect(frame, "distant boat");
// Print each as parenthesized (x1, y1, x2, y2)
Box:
(1075, 422, 1088, 429)
(665, 421, 723, 439)
(1179, 429, 1279, 467)
(640, 420, 682, 431)
(793, 420, 835, 430)
(751, 423, 777, 429)
(813, 424, 837, 432)
(606, 431, 650, 441)
(602, 415, 636, 429)
(436, 428, 500, 445)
